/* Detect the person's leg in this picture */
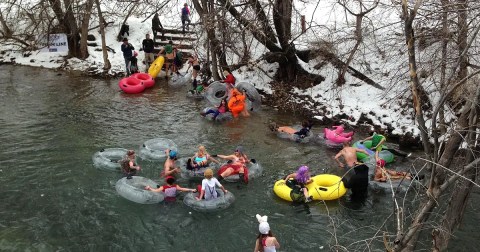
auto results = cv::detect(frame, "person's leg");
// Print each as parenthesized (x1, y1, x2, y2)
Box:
(219, 167, 234, 180)
(212, 110, 220, 119)
(125, 58, 131, 76)
(384, 148, 410, 158)
(182, 19, 186, 34)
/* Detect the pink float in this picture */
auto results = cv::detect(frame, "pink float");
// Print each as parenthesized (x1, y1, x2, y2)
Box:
(323, 125, 354, 143)
(131, 73, 155, 88)
(119, 77, 145, 94)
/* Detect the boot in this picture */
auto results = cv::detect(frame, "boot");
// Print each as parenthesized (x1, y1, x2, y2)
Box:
(217, 175, 224, 181)
(238, 173, 248, 184)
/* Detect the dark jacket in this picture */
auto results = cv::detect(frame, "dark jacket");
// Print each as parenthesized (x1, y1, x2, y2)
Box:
(152, 14, 163, 30)
(121, 43, 134, 58)
(142, 39, 155, 53)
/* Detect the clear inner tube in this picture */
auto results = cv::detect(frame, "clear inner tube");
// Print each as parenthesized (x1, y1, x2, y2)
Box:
(139, 138, 178, 161)
(92, 148, 128, 171)
(235, 81, 261, 112)
(115, 176, 165, 204)
(204, 81, 229, 106)
(183, 189, 235, 212)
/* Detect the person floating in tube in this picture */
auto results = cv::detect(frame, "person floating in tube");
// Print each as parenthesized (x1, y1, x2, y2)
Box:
(145, 176, 196, 202)
(212, 146, 255, 184)
(195, 168, 228, 201)
(161, 149, 181, 177)
(120, 150, 141, 179)
(283, 165, 313, 203)
(186, 145, 220, 171)
(269, 120, 314, 139)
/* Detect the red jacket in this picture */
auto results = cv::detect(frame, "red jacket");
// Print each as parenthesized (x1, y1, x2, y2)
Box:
(224, 74, 236, 85)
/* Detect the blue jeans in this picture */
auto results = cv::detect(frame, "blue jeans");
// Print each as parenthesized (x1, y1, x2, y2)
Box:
(205, 109, 220, 118)
(124, 57, 132, 76)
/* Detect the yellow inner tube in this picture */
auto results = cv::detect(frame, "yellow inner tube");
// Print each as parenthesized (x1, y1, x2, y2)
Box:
(148, 56, 165, 78)
(274, 174, 347, 201)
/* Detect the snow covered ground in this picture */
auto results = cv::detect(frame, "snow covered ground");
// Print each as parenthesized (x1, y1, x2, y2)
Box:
(0, 0, 430, 138)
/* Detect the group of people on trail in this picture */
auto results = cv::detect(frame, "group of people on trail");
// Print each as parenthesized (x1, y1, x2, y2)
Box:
(120, 3, 192, 76)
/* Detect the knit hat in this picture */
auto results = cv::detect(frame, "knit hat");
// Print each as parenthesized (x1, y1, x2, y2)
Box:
(256, 214, 270, 234)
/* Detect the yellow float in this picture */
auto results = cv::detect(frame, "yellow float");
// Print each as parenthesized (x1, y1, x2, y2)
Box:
(273, 174, 347, 201)
(148, 56, 165, 78)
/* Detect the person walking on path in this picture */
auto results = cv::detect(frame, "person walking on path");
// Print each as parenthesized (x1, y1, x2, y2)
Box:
(181, 3, 191, 35)
(142, 34, 155, 71)
(120, 38, 135, 76)
(152, 13, 165, 42)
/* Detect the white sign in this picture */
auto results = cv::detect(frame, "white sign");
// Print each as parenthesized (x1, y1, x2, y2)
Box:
(38, 33, 69, 52)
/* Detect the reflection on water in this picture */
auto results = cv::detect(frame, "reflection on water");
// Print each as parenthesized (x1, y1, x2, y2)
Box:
(0, 65, 478, 251)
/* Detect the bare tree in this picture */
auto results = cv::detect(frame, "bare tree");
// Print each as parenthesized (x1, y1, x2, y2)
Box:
(335, 0, 379, 86)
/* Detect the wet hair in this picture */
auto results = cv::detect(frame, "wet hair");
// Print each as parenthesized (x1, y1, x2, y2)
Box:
(127, 150, 135, 156)
(256, 232, 274, 252)
(166, 176, 175, 184)
(295, 165, 310, 184)
(302, 120, 313, 129)
(169, 40, 173, 44)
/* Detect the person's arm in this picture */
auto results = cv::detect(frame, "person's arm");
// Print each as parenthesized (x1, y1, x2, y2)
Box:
(305, 178, 313, 184)
(354, 147, 370, 156)
(157, 48, 164, 57)
(220, 185, 227, 194)
(208, 155, 220, 164)
(216, 154, 235, 160)
(254, 238, 260, 252)
(284, 172, 296, 181)
(362, 135, 373, 142)
(129, 160, 140, 170)
(145, 185, 163, 192)
(375, 137, 386, 148)
(176, 185, 196, 193)
(196, 189, 204, 200)
(272, 237, 280, 249)
(334, 151, 344, 168)
(128, 43, 134, 50)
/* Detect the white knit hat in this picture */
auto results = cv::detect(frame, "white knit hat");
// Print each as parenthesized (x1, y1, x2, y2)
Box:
(256, 214, 270, 234)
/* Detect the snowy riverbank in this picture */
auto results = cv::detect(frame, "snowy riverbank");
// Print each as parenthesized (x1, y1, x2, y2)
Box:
(0, 0, 433, 144)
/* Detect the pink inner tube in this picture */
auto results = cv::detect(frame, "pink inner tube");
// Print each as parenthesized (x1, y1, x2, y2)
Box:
(118, 77, 145, 94)
(131, 73, 155, 88)
(323, 128, 353, 143)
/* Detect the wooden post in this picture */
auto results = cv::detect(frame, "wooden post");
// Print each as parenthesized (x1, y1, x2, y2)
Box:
(301, 15, 306, 33)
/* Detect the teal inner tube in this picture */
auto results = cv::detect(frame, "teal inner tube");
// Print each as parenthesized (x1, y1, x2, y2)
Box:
(352, 140, 394, 163)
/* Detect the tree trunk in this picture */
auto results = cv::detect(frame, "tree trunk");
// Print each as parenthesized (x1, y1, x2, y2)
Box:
(95, 0, 110, 71)
(63, 0, 81, 58)
(431, 84, 479, 251)
(79, 0, 94, 59)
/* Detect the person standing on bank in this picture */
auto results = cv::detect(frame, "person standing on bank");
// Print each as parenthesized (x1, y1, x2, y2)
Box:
(157, 41, 176, 79)
(142, 34, 155, 72)
(181, 3, 191, 35)
(152, 13, 165, 42)
(121, 38, 135, 76)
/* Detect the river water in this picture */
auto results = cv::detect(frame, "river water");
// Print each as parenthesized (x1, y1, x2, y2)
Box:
(0, 65, 477, 251)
